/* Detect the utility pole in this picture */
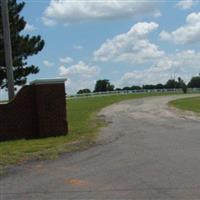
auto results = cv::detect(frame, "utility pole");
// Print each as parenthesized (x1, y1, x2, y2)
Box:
(1, 0, 15, 100)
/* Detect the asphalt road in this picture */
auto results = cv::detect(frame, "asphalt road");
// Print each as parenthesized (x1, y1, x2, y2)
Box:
(1, 94, 200, 200)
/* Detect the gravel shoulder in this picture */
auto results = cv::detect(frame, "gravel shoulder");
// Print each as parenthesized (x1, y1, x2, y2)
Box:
(97, 94, 200, 143)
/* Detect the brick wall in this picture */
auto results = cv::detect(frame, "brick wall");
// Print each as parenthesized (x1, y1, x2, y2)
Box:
(0, 81, 68, 142)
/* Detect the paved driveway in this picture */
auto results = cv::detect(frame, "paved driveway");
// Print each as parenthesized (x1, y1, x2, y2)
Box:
(1, 94, 200, 200)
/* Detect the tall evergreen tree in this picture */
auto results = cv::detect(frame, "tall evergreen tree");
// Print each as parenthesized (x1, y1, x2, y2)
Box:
(0, 0, 44, 88)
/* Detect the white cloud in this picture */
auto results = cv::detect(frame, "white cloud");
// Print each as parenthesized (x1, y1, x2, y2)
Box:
(116, 50, 200, 87)
(42, 0, 162, 26)
(172, 50, 200, 72)
(42, 17, 57, 27)
(43, 60, 54, 67)
(94, 22, 164, 63)
(59, 61, 100, 78)
(65, 78, 96, 94)
(160, 12, 200, 44)
(154, 10, 162, 18)
(59, 56, 73, 64)
(75, 79, 95, 91)
(24, 23, 37, 32)
(73, 45, 83, 50)
(59, 61, 100, 94)
(176, 0, 195, 10)
(65, 78, 71, 87)
(159, 31, 171, 41)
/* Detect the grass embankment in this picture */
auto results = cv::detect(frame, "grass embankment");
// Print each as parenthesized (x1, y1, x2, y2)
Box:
(170, 96, 200, 113)
(0, 92, 180, 171)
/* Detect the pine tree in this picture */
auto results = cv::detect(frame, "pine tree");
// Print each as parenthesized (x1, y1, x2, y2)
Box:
(0, 0, 44, 88)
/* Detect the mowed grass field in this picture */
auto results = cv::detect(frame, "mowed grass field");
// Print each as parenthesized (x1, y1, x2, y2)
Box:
(0, 92, 181, 171)
(170, 96, 200, 113)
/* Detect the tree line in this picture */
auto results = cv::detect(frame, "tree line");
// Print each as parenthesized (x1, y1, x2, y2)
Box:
(77, 75, 200, 94)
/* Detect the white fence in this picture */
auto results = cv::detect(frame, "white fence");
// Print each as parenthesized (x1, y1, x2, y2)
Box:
(67, 88, 200, 100)
(1, 88, 200, 101)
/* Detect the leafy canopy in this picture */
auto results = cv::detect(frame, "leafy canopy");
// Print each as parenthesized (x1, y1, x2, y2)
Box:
(77, 89, 91, 94)
(188, 76, 200, 88)
(94, 79, 114, 92)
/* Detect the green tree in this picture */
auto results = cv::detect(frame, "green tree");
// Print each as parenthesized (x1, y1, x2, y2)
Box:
(0, 0, 45, 88)
(77, 89, 91, 94)
(143, 85, 156, 90)
(178, 77, 187, 94)
(131, 85, 141, 90)
(122, 87, 131, 90)
(165, 79, 179, 89)
(94, 79, 114, 92)
(188, 76, 200, 88)
(155, 84, 164, 89)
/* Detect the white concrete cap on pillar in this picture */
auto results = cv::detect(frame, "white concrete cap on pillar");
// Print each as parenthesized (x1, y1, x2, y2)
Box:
(30, 78, 67, 85)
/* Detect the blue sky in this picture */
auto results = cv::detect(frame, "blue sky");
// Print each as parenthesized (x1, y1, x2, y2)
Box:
(18, 0, 200, 94)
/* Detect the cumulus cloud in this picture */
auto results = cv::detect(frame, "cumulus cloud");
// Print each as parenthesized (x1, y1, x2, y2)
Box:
(24, 23, 37, 32)
(94, 22, 164, 63)
(42, 0, 162, 26)
(59, 56, 73, 64)
(160, 12, 200, 44)
(59, 61, 100, 94)
(176, 0, 195, 10)
(59, 61, 100, 78)
(116, 50, 200, 87)
(65, 78, 96, 94)
(43, 60, 54, 67)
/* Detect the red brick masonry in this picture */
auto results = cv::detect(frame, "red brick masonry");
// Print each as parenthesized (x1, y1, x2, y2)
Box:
(0, 80, 68, 141)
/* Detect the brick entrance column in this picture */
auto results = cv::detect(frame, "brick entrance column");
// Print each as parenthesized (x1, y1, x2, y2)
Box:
(30, 79, 68, 138)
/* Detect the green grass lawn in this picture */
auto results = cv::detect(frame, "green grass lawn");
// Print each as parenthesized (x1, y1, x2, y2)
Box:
(170, 96, 200, 113)
(0, 92, 181, 172)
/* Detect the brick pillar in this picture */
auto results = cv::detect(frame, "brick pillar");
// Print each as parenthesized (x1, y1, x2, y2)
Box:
(30, 79, 68, 138)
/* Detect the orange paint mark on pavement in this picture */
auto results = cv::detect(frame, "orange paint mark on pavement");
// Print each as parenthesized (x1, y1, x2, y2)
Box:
(65, 178, 90, 187)
(35, 164, 43, 169)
